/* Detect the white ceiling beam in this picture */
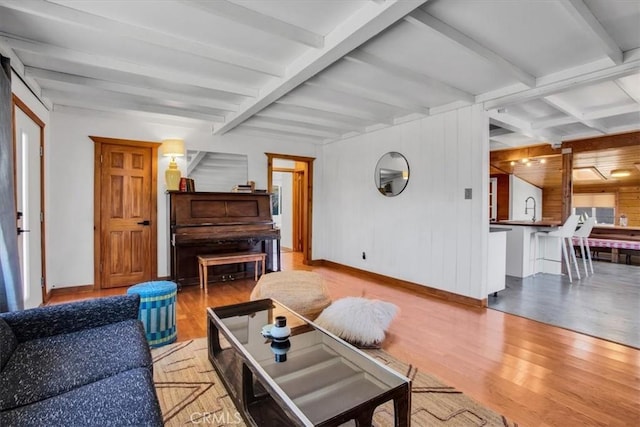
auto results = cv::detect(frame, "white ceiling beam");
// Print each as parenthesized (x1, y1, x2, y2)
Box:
(404, 9, 536, 87)
(490, 127, 513, 138)
(0, 0, 282, 77)
(257, 109, 366, 132)
(25, 67, 239, 112)
(542, 95, 609, 134)
(614, 78, 640, 105)
(344, 50, 474, 103)
(278, 96, 393, 124)
(180, 0, 323, 48)
(0, 39, 51, 109)
(270, 102, 373, 128)
(306, 77, 430, 115)
(43, 88, 225, 123)
(233, 125, 327, 143)
(558, 0, 623, 65)
(583, 103, 640, 121)
(488, 110, 560, 144)
(39, 79, 228, 119)
(187, 151, 207, 176)
(0, 33, 258, 98)
(215, 0, 427, 134)
(245, 118, 341, 139)
(251, 115, 345, 136)
(484, 50, 640, 110)
(532, 115, 577, 130)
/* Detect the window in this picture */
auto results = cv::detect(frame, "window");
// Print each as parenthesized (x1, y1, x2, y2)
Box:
(573, 193, 616, 225)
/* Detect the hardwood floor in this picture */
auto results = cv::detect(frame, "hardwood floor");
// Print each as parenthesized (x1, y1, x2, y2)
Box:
(48, 252, 640, 426)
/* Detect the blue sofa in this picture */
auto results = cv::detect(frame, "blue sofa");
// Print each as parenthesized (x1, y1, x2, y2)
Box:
(0, 294, 163, 426)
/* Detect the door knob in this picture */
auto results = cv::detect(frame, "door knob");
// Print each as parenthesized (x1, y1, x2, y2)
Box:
(137, 220, 151, 226)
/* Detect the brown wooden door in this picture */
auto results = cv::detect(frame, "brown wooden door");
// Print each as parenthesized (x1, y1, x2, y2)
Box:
(100, 143, 153, 288)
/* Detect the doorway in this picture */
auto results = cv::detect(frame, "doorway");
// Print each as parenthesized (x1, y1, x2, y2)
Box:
(92, 136, 159, 288)
(267, 153, 314, 264)
(13, 95, 45, 308)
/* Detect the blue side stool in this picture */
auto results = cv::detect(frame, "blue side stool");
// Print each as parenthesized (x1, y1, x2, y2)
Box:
(127, 281, 177, 348)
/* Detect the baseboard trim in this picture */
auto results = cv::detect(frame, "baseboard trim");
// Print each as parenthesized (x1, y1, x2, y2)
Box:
(48, 284, 96, 297)
(315, 259, 487, 308)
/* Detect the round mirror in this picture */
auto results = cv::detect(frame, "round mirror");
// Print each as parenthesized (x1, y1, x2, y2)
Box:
(375, 152, 409, 197)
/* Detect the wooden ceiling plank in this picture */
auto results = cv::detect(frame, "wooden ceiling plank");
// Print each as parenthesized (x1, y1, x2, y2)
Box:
(252, 115, 347, 136)
(542, 95, 609, 134)
(1, 33, 258, 98)
(564, 130, 640, 152)
(614, 79, 640, 105)
(187, 151, 207, 176)
(404, 9, 536, 87)
(25, 66, 239, 112)
(488, 110, 560, 144)
(0, 0, 283, 77)
(344, 50, 475, 103)
(306, 77, 429, 115)
(558, 0, 623, 65)
(257, 109, 366, 132)
(235, 125, 327, 143)
(180, 0, 323, 48)
(214, 0, 427, 135)
(274, 101, 377, 126)
(246, 117, 342, 138)
(44, 89, 225, 122)
(484, 49, 640, 110)
(490, 145, 561, 163)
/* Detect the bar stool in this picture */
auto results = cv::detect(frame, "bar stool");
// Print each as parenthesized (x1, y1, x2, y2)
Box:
(535, 215, 581, 283)
(573, 216, 596, 276)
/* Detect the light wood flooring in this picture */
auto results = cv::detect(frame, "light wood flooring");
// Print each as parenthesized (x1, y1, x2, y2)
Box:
(48, 252, 640, 427)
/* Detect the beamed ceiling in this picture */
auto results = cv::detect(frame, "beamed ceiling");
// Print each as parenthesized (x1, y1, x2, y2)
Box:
(0, 0, 639, 148)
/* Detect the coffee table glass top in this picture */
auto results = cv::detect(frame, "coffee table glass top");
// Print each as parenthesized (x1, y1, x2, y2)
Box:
(211, 299, 408, 425)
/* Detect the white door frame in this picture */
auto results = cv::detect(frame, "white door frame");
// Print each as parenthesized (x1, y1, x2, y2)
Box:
(13, 95, 46, 307)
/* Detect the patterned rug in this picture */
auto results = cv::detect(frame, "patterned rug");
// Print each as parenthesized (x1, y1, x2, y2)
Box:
(152, 339, 517, 426)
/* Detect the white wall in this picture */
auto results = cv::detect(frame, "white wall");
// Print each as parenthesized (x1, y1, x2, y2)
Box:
(47, 108, 320, 288)
(509, 175, 543, 222)
(316, 105, 489, 300)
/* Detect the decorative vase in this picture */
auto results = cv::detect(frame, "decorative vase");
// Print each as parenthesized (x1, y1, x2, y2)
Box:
(270, 316, 291, 342)
(270, 339, 291, 363)
(165, 159, 182, 191)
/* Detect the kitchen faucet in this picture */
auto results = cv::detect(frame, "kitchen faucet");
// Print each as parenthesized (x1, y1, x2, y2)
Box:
(525, 196, 536, 222)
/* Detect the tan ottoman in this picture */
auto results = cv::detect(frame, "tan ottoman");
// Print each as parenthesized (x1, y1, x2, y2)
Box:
(250, 270, 331, 320)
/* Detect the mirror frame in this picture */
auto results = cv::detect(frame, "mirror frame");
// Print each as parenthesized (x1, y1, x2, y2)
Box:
(374, 152, 410, 197)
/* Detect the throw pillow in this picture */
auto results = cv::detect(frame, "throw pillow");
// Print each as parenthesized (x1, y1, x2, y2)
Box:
(314, 297, 398, 348)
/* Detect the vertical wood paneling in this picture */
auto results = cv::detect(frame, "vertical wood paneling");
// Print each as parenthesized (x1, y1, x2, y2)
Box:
(319, 105, 488, 299)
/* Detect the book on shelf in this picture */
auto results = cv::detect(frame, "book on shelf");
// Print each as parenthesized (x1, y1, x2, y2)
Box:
(179, 177, 195, 192)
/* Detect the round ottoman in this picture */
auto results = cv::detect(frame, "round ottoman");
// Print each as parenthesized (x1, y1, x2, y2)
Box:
(250, 271, 331, 320)
(127, 281, 177, 347)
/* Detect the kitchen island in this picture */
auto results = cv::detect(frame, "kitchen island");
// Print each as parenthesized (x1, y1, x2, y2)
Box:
(491, 220, 562, 278)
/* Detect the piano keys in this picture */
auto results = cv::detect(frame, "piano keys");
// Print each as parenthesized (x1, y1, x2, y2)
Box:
(169, 192, 281, 288)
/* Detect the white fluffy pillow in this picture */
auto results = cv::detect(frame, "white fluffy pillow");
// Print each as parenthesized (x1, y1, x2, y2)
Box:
(314, 297, 398, 348)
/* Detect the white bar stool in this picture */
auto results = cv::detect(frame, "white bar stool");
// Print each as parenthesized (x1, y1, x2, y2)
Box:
(573, 216, 596, 276)
(535, 214, 582, 283)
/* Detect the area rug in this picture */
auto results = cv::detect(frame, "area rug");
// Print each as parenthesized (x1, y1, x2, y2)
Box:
(152, 339, 517, 426)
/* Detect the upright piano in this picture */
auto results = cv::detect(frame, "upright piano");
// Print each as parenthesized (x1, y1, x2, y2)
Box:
(169, 192, 281, 288)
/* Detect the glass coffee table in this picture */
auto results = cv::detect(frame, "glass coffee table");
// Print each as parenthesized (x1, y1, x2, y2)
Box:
(207, 298, 410, 426)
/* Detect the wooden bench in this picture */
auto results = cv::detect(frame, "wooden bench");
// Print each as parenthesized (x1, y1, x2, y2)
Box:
(197, 252, 266, 292)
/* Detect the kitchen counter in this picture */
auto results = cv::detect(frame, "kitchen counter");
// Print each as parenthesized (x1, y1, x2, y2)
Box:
(495, 220, 561, 227)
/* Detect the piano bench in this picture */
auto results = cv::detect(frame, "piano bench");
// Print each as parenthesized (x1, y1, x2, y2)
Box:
(197, 252, 267, 292)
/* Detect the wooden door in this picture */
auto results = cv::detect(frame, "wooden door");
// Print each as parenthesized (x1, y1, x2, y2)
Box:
(292, 170, 304, 252)
(98, 142, 155, 288)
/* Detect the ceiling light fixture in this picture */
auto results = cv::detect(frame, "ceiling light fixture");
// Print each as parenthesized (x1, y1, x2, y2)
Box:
(610, 169, 631, 178)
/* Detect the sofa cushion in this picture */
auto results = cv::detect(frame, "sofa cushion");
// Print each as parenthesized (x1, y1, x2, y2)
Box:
(0, 318, 17, 370)
(0, 319, 151, 411)
(0, 367, 163, 426)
